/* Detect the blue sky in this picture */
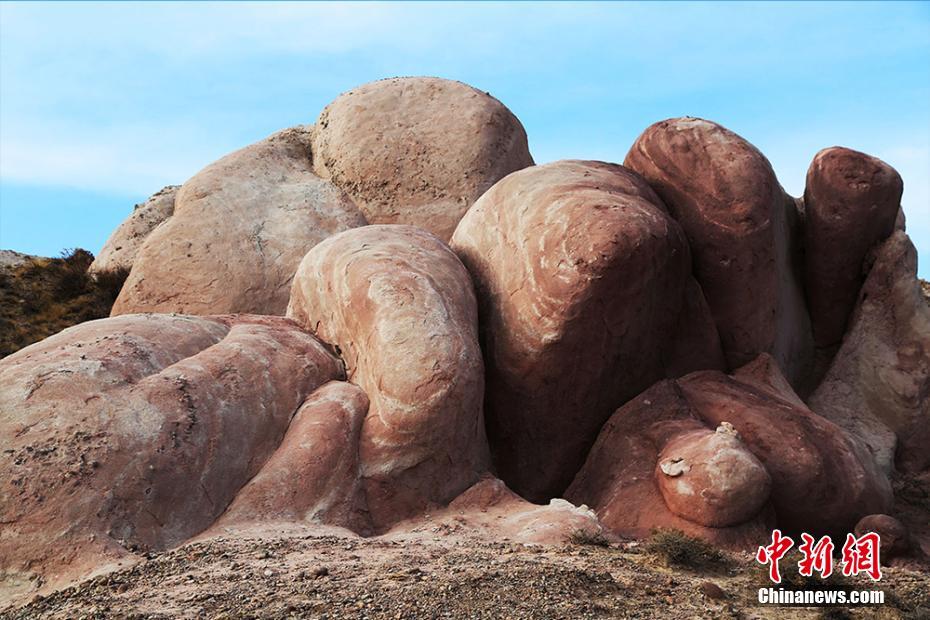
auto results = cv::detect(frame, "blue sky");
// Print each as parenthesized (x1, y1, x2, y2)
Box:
(1, 1, 928, 276)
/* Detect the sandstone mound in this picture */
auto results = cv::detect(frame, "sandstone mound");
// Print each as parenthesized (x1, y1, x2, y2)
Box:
(287, 224, 490, 528)
(624, 118, 813, 389)
(809, 231, 930, 473)
(567, 355, 892, 542)
(112, 127, 366, 316)
(89, 185, 178, 275)
(0, 313, 344, 592)
(311, 77, 534, 240)
(451, 160, 724, 502)
(3, 77, 929, 608)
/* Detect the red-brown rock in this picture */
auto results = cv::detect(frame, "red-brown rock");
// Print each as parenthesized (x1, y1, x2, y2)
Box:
(624, 118, 813, 388)
(287, 225, 490, 529)
(854, 514, 913, 562)
(112, 126, 366, 316)
(679, 358, 892, 537)
(450, 160, 724, 502)
(0, 313, 343, 592)
(311, 77, 534, 240)
(565, 381, 773, 548)
(809, 232, 930, 473)
(803, 147, 903, 348)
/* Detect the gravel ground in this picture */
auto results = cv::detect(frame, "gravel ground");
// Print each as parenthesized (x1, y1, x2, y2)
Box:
(4, 527, 928, 620)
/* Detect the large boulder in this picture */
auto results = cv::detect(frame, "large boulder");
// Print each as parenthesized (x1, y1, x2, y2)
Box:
(809, 232, 930, 473)
(803, 147, 903, 349)
(624, 118, 813, 389)
(0, 313, 344, 593)
(112, 126, 366, 316)
(287, 225, 490, 529)
(678, 358, 892, 537)
(211, 381, 372, 535)
(310, 77, 534, 240)
(565, 381, 773, 548)
(450, 160, 724, 502)
(568, 355, 892, 544)
(89, 185, 178, 275)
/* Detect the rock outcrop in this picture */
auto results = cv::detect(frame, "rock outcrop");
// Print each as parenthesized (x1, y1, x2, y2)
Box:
(624, 118, 813, 389)
(809, 232, 930, 473)
(803, 147, 903, 349)
(567, 355, 892, 544)
(0, 313, 344, 591)
(287, 225, 490, 528)
(112, 127, 366, 316)
(212, 381, 372, 535)
(451, 160, 723, 502)
(89, 185, 178, 275)
(311, 77, 534, 240)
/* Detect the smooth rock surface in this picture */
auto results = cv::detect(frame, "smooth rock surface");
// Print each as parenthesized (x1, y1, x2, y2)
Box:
(451, 159, 724, 502)
(212, 381, 372, 535)
(624, 117, 813, 387)
(89, 186, 178, 274)
(113, 126, 366, 316)
(809, 232, 930, 473)
(565, 381, 773, 548)
(311, 77, 533, 240)
(803, 147, 903, 348)
(655, 424, 771, 528)
(288, 225, 490, 529)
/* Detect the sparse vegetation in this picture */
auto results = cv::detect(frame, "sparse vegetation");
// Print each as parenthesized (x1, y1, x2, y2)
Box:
(0, 249, 129, 358)
(568, 528, 610, 547)
(644, 528, 731, 572)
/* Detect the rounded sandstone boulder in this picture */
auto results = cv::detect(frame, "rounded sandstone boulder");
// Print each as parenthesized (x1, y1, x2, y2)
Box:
(0, 313, 344, 592)
(625, 117, 813, 388)
(89, 185, 178, 275)
(854, 514, 912, 562)
(112, 126, 366, 316)
(287, 225, 490, 529)
(803, 147, 903, 349)
(311, 77, 534, 240)
(451, 159, 723, 502)
(655, 424, 772, 528)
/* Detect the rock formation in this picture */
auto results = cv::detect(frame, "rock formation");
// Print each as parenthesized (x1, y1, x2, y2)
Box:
(112, 127, 366, 316)
(311, 77, 534, 240)
(803, 147, 903, 349)
(809, 231, 930, 473)
(89, 185, 178, 275)
(287, 225, 490, 528)
(567, 355, 892, 542)
(451, 160, 724, 501)
(624, 118, 813, 389)
(0, 313, 344, 592)
(2, 77, 928, 606)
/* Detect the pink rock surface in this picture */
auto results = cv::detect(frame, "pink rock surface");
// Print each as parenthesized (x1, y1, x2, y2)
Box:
(809, 232, 930, 473)
(89, 185, 178, 274)
(803, 147, 903, 348)
(112, 126, 366, 316)
(311, 77, 534, 240)
(212, 381, 372, 535)
(0, 313, 343, 591)
(388, 475, 612, 546)
(625, 118, 813, 388)
(287, 225, 490, 529)
(451, 159, 723, 502)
